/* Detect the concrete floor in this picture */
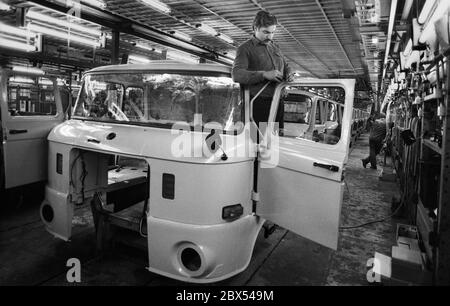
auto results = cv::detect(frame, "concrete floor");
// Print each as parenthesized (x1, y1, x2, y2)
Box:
(0, 133, 402, 286)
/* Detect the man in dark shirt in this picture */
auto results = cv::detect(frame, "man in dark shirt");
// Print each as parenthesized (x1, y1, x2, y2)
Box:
(232, 10, 293, 128)
(362, 116, 387, 169)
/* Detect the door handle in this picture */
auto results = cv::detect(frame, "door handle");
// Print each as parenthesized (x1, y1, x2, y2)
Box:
(9, 129, 28, 134)
(87, 138, 100, 144)
(313, 162, 339, 172)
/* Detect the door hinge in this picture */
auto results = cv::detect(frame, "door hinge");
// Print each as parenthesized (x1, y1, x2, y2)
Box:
(252, 191, 260, 202)
(2, 128, 7, 141)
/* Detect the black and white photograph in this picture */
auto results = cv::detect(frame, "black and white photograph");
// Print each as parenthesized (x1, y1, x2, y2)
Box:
(0, 0, 449, 294)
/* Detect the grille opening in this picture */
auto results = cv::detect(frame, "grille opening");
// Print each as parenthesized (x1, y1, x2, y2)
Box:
(180, 247, 202, 272)
(42, 204, 54, 222)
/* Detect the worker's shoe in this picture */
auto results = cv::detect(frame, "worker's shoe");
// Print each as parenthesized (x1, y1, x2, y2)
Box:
(361, 159, 368, 168)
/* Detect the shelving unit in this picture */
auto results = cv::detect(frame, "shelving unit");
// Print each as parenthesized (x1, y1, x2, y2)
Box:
(416, 48, 450, 285)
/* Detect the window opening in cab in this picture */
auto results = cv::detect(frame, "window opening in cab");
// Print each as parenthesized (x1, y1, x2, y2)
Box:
(73, 73, 244, 134)
(7, 76, 57, 116)
(277, 85, 345, 145)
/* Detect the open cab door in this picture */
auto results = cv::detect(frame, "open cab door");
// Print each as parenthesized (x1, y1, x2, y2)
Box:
(256, 79, 355, 250)
(0, 69, 65, 189)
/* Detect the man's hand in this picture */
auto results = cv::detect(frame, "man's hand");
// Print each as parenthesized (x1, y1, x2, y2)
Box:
(262, 70, 283, 82)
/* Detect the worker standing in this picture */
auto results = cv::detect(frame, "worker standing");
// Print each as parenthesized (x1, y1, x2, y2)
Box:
(232, 10, 294, 129)
(362, 114, 387, 170)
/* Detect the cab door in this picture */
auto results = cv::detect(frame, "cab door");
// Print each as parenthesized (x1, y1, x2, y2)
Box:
(256, 79, 354, 250)
(0, 70, 65, 189)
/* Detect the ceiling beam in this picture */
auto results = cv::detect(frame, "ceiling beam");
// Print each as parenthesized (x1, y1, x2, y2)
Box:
(192, 0, 319, 77)
(248, 0, 335, 75)
(313, 0, 356, 74)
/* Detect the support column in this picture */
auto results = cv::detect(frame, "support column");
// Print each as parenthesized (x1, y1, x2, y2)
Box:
(111, 30, 120, 65)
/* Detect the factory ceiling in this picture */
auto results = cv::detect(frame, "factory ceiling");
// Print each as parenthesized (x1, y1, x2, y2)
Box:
(0, 0, 414, 98)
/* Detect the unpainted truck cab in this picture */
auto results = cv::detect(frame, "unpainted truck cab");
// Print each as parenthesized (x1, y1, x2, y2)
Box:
(40, 62, 354, 283)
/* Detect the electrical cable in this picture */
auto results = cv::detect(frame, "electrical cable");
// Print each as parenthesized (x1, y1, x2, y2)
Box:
(339, 191, 404, 230)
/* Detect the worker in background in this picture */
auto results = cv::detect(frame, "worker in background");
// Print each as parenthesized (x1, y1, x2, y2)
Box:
(362, 113, 388, 170)
(232, 10, 294, 130)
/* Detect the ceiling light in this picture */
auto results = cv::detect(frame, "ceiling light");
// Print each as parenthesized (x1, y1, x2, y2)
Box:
(0, 22, 37, 38)
(28, 23, 102, 48)
(0, 37, 38, 52)
(128, 54, 151, 64)
(0, 1, 11, 10)
(82, 0, 106, 9)
(167, 50, 198, 63)
(66, 0, 106, 9)
(217, 33, 233, 44)
(196, 23, 218, 36)
(27, 10, 102, 36)
(419, 0, 450, 44)
(136, 42, 154, 51)
(12, 66, 45, 75)
(136, 43, 162, 54)
(141, 0, 171, 14)
(9, 76, 35, 84)
(169, 31, 192, 42)
(418, 0, 437, 24)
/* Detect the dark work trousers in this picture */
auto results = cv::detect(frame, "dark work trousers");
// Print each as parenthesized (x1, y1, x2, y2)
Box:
(252, 96, 284, 131)
(363, 137, 383, 168)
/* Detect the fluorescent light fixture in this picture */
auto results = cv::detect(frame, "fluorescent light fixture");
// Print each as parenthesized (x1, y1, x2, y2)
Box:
(141, 0, 171, 14)
(128, 54, 151, 63)
(82, 0, 106, 9)
(28, 23, 101, 47)
(382, 0, 397, 80)
(217, 33, 233, 44)
(0, 37, 38, 52)
(169, 31, 192, 42)
(419, 0, 450, 45)
(136, 42, 162, 54)
(167, 50, 198, 63)
(0, 1, 10, 10)
(418, 0, 437, 24)
(0, 22, 37, 38)
(196, 23, 218, 36)
(401, 0, 413, 21)
(9, 76, 35, 84)
(12, 66, 45, 75)
(39, 78, 55, 86)
(27, 10, 102, 36)
(66, 0, 106, 9)
(136, 42, 154, 51)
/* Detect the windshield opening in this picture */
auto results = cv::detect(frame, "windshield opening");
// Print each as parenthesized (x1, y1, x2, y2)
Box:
(73, 72, 244, 133)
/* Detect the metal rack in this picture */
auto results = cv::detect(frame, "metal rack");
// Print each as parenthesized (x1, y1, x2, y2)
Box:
(416, 48, 450, 285)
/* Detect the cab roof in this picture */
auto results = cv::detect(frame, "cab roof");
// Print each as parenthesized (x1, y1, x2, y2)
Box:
(87, 61, 232, 75)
